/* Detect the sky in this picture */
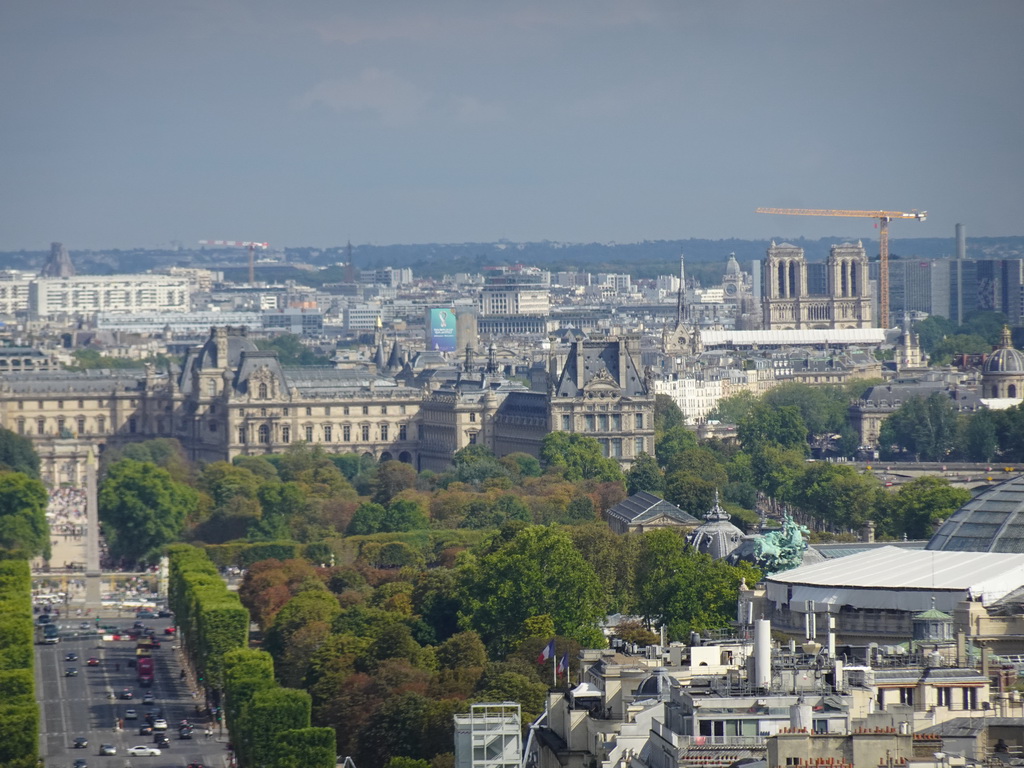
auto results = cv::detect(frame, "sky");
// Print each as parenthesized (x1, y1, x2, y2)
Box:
(1, 0, 1022, 251)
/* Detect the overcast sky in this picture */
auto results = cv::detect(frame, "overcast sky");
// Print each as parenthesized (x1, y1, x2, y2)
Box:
(1, 0, 1021, 251)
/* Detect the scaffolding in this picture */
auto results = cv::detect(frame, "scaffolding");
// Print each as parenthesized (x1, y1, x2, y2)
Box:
(454, 702, 522, 768)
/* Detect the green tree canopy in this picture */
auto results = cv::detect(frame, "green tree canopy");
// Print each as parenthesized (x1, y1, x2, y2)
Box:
(540, 433, 624, 483)
(877, 476, 971, 540)
(626, 453, 663, 496)
(0, 472, 49, 559)
(99, 459, 198, 562)
(654, 394, 685, 436)
(738, 403, 808, 453)
(0, 428, 39, 478)
(878, 393, 960, 461)
(458, 525, 606, 654)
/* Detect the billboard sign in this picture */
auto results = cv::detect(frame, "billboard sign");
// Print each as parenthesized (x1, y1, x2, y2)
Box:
(429, 308, 457, 352)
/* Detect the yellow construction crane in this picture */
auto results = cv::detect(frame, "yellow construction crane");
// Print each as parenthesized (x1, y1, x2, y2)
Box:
(756, 207, 926, 328)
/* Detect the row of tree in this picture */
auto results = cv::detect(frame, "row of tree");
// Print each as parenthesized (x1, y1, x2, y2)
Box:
(223, 648, 335, 768)
(167, 544, 249, 690)
(0, 559, 38, 768)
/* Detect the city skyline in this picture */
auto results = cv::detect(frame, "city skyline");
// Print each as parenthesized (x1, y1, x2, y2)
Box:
(2, 1, 1022, 251)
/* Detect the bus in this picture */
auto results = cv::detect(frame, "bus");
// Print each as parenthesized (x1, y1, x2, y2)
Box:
(35, 623, 60, 644)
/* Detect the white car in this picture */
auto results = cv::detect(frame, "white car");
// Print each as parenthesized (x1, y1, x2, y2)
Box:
(152, 718, 168, 730)
(127, 746, 161, 756)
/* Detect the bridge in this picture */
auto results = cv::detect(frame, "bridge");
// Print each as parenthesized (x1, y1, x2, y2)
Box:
(852, 461, 1024, 490)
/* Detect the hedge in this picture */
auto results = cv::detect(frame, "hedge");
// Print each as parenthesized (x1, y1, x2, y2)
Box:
(0, 559, 36, 767)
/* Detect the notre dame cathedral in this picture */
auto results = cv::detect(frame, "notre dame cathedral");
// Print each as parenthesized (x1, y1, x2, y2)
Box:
(762, 241, 873, 330)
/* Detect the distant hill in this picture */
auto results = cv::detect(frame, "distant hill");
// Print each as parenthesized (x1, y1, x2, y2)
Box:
(3, 236, 1023, 282)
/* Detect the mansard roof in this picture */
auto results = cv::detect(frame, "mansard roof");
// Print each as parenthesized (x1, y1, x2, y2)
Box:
(554, 339, 648, 398)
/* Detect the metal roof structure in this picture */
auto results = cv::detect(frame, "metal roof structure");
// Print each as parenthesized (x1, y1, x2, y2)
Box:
(927, 474, 1024, 553)
(765, 545, 1024, 613)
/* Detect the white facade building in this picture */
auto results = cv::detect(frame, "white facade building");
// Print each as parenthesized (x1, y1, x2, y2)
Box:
(655, 374, 725, 424)
(0, 273, 33, 316)
(28, 275, 190, 318)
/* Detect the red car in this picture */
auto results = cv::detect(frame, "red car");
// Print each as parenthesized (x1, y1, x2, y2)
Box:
(164, 627, 176, 636)
(86, 657, 100, 666)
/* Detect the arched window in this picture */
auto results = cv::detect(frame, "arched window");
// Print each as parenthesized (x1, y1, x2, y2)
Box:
(258, 382, 268, 399)
(1009, 385, 1017, 398)
(258, 424, 270, 444)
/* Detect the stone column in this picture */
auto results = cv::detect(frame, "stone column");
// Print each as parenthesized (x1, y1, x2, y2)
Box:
(84, 448, 102, 607)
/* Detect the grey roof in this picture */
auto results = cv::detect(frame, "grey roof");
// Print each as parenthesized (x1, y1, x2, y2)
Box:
(927, 474, 1024, 554)
(605, 492, 699, 527)
(0, 369, 146, 394)
(554, 340, 648, 398)
(916, 717, 1023, 738)
(689, 495, 745, 560)
(813, 540, 929, 559)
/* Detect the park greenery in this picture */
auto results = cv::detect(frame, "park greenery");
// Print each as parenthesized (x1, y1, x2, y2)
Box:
(99, 373, 1009, 768)
(0, 559, 38, 768)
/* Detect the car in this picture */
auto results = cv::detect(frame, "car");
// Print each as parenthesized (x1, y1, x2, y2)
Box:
(65, 652, 78, 661)
(178, 726, 193, 739)
(79, 621, 91, 629)
(124, 708, 138, 720)
(73, 737, 88, 748)
(127, 746, 161, 756)
(163, 626, 176, 635)
(133, 621, 147, 629)
(157, 609, 173, 618)
(65, 667, 78, 677)
(152, 718, 168, 730)
(36, 614, 52, 625)
(73, 760, 88, 768)
(138, 724, 153, 736)
(142, 692, 155, 705)
(154, 735, 170, 749)
(186, 763, 206, 768)
(136, 610, 158, 619)
(86, 657, 100, 666)
(120, 688, 134, 699)
(99, 744, 116, 755)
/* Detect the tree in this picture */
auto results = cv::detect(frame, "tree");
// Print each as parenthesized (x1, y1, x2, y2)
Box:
(791, 463, 880, 530)
(0, 427, 39, 478)
(654, 425, 699, 470)
(878, 476, 971, 540)
(626, 453, 663, 496)
(707, 390, 759, 425)
(961, 409, 999, 462)
(633, 529, 759, 639)
(0, 472, 49, 560)
(264, 590, 341, 664)
(458, 525, 607, 655)
(762, 383, 848, 438)
(540, 433, 624, 483)
(255, 334, 331, 365)
(654, 394, 685, 436)
(663, 471, 717, 517)
(373, 461, 419, 505)
(929, 334, 990, 366)
(914, 315, 956, 357)
(738, 403, 808, 453)
(99, 459, 198, 562)
(878, 393, 959, 461)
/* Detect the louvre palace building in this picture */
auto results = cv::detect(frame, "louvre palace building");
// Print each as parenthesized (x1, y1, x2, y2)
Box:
(0, 327, 655, 483)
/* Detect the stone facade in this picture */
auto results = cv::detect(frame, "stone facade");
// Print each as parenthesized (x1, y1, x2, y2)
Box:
(762, 241, 873, 330)
(0, 329, 656, 477)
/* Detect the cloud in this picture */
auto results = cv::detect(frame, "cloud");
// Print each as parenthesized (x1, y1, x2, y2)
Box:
(297, 68, 430, 125)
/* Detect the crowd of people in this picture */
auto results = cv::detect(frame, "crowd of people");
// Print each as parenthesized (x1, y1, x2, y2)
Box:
(47, 487, 88, 537)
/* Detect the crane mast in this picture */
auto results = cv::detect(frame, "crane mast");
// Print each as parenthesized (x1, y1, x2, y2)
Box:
(198, 240, 270, 286)
(755, 208, 926, 328)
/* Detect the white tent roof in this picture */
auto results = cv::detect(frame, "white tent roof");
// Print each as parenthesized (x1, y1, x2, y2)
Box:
(701, 328, 885, 347)
(765, 546, 1024, 613)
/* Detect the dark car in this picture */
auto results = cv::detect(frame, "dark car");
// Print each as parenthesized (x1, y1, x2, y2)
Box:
(65, 667, 79, 677)
(73, 760, 88, 768)
(73, 737, 88, 748)
(65, 652, 78, 661)
(178, 725, 193, 739)
(136, 610, 158, 619)
(157, 609, 173, 618)
(186, 764, 205, 768)
(154, 734, 170, 749)
(120, 688, 134, 699)
(138, 724, 153, 736)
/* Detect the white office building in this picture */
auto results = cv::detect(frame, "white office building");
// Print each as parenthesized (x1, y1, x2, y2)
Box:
(29, 275, 190, 318)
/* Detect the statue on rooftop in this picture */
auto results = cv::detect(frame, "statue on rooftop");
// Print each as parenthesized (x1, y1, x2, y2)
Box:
(752, 512, 809, 575)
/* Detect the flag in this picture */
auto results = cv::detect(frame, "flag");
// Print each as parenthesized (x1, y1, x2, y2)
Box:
(537, 639, 555, 665)
(557, 652, 569, 676)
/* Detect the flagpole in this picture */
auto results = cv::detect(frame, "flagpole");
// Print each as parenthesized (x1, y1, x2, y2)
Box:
(552, 644, 556, 687)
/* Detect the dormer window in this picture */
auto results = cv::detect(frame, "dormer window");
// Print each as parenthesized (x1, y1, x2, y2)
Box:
(258, 382, 268, 399)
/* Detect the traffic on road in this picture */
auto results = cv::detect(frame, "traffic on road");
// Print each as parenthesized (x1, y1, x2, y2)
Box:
(35, 610, 226, 768)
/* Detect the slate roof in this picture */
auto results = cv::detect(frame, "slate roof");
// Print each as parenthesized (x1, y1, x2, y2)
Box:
(605, 492, 699, 528)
